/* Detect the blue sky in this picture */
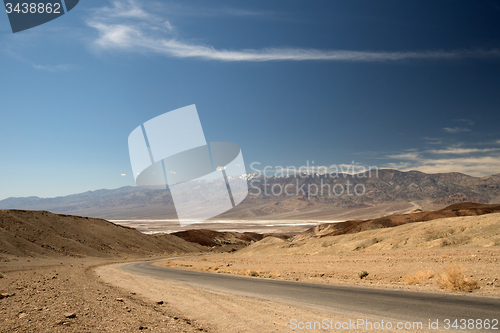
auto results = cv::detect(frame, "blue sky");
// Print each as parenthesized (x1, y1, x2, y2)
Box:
(1, 0, 500, 200)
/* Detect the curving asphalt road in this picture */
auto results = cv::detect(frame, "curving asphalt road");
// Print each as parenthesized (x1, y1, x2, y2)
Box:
(122, 261, 500, 332)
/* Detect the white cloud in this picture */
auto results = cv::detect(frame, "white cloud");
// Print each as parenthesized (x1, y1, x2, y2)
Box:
(33, 64, 73, 72)
(97, 0, 149, 19)
(443, 127, 471, 133)
(140, 2, 274, 19)
(86, 0, 500, 62)
(423, 137, 443, 145)
(385, 152, 420, 160)
(385, 156, 500, 176)
(382, 146, 500, 176)
(2, 45, 74, 71)
(427, 148, 500, 154)
(454, 118, 475, 126)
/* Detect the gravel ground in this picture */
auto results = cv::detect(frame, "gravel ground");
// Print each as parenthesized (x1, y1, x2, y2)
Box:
(0, 256, 207, 333)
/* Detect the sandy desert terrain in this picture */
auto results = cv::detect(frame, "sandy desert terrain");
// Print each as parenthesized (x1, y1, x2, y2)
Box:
(1, 205, 500, 332)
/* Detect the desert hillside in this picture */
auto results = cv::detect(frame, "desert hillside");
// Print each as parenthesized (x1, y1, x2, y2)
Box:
(0, 209, 204, 258)
(240, 211, 500, 255)
(292, 202, 500, 241)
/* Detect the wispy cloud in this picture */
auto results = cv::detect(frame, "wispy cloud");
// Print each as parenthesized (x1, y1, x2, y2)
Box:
(384, 156, 500, 176)
(423, 137, 443, 145)
(383, 145, 500, 176)
(1, 40, 75, 72)
(161, 3, 274, 18)
(96, 0, 149, 19)
(86, 0, 500, 62)
(454, 118, 475, 126)
(386, 152, 420, 160)
(427, 148, 500, 154)
(444, 127, 471, 133)
(33, 64, 73, 72)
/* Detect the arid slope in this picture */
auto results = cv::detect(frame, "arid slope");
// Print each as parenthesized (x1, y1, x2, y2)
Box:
(292, 202, 500, 241)
(0, 209, 203, 258)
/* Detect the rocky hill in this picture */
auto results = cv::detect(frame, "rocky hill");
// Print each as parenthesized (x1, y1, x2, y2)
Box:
(171, 230, 263, 248)
(291, 202, 500, 241)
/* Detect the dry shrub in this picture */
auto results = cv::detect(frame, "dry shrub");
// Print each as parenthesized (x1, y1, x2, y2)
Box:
(193, 265, 279, 279)
(0, 272, 3, 279)
(436, 265, 479, 292)
(161, 260, 177, 268)
(405, 270, 434, 285)
(248, 270, 259, 277)
(358, 270, 369, 279)
(268, 271, 280, 278)
(261, 271, 276, 278)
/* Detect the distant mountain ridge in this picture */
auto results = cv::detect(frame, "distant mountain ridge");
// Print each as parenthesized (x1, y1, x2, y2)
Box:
(0, 186, 170, 210)
(0, 169, 499, 220)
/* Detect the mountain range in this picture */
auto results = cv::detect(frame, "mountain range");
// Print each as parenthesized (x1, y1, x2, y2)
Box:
(1, 169, 499, 221)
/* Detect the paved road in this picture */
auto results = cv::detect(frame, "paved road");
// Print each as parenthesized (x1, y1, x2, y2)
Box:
(122, 261, 500, 332)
